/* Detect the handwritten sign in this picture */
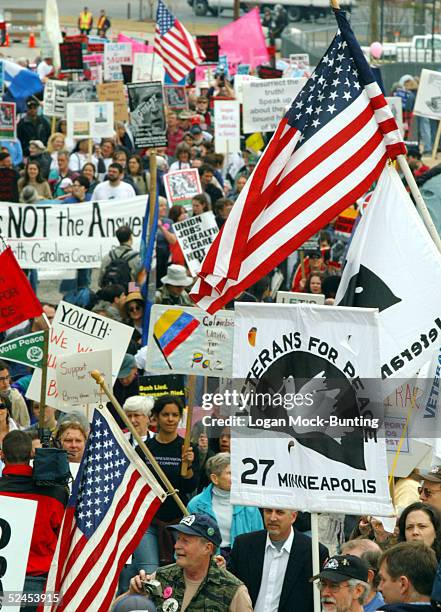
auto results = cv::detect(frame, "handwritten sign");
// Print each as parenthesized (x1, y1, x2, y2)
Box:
(56, 349, 112, 406)
(43, 80, 68, 117)
(173, 211, 219, 276)
(196, 35, 219, 63)
(59, 42, 83, 71)
(276, 291, 325, 305)
(97, 82, 129, 122)
(104, 43, 132, 81)
(214, 99, 240, 153)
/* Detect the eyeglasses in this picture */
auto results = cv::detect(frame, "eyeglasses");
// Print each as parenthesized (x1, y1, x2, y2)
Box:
(418, 486, 441, 498)
(128, 305, 142, 313)
(0, 404, 7, 410)
(317, 580, 349, 592)
(0, 376, 10, 382)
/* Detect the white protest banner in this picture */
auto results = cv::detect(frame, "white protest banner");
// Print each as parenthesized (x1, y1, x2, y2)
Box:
(164, 168, 202, 212)
(56, 349, 112, 407)
(414, 69, 441, 120)
(385, 97, 404, 137)
(103, 42, 132, 81)
(132, 52, 165, 82)
(229, 303, 393, 516)
(276, 291, 325, 305)
(242, 77, 305, 133)
(173, 211, 219, 276)
(28, 302, 133, 409)
(4, 196, 146, 269)
(43, 80, 68, 117)
(214, 100, 240, 154)
(67, 101, 114, 140)
(0, 496, 38, 612)
(146, 305, 234, 377)
(233, 74, 258, 104)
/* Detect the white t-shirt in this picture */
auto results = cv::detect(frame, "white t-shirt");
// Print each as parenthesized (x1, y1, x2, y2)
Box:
(91, 180, 136, 201)
(37, 60, 54, 80)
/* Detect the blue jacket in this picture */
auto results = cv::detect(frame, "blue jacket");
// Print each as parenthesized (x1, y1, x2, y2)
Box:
(187, 484, 263, 546)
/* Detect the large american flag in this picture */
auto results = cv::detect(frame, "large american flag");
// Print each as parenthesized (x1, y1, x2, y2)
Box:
(154, 0, 205, 82)
(45, 407, 166, 611)
(190, 9, 406, 314)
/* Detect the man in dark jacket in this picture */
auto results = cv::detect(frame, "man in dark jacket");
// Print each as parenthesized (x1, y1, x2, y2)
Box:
(17, 98, 51, 157)
(228, 507, 329, 612)
(0, 430, 68, 610)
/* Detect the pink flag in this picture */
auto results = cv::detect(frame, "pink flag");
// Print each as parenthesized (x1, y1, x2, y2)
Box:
(117, 33, 154, 54)
(215, 8, 269, 71)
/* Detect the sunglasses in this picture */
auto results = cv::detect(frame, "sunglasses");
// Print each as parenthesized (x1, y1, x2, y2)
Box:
(418, 486, 441, 498)
(128, 305, 142, 313)
(0, 404, 7, 409)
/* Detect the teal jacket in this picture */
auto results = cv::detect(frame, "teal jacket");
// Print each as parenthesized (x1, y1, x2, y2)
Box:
(187, 484, 263, 547)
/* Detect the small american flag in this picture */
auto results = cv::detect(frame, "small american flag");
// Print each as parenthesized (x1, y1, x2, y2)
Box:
(190, 9, 406, 314)
(45, 407, 166, 611)
(154, 0, 205, 82)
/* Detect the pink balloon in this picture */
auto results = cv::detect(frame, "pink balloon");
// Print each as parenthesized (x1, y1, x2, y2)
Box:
(370, 42, 383, 59)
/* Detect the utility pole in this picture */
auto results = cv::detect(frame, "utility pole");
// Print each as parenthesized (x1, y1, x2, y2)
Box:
(370, 0, 379, 42)
(233, 0, 240, 20)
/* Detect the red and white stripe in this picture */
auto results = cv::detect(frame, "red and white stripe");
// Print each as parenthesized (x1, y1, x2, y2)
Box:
(154, 20, 205, 82)
(190, 81, 405, 313)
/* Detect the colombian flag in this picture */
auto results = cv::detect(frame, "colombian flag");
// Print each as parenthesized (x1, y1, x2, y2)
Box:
(153, 309, 200, 357)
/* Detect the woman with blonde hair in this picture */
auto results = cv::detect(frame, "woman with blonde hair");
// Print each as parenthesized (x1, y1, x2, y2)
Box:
(46, 132, 66, 171)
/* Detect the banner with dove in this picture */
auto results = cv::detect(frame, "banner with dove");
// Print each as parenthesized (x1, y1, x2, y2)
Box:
(229, 302, 393, 516)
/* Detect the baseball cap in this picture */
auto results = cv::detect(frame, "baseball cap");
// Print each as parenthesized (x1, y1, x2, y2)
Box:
(311, 555, 369, 583)
(420, 466, 441, 483)
(118, 353, 137, 378)
(111, 594, 156, 611)
(168, 513, 222, 547)
(190, 125, 202, 135)
(26, 97, 39, 107)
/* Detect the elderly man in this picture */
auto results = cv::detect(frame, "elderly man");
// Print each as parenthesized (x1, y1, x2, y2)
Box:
(341, 539, 384, 612)
(121, 513, 253, 611)
(378, 542, 436, 611)
(311, 554, 370, 612)
(419, 466, 441, 512)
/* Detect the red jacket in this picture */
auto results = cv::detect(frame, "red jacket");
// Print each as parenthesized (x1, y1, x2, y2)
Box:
(0, 464, 68, 575)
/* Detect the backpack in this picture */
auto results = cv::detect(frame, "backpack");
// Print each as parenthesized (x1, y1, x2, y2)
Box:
(100, 249, 138, 289)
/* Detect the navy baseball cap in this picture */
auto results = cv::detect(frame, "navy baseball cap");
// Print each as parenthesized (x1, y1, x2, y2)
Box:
(311, 555, 369, 583)
(168, 513, 222, 547)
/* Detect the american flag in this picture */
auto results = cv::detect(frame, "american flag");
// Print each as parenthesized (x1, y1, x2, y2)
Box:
(190, 9, 406, 314)
(45, 407, 166, 611)
(154, 0, 205, 82)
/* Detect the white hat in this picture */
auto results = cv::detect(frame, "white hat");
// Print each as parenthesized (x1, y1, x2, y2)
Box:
(60, 177, 73, 190)
(161, 264, 193, 287)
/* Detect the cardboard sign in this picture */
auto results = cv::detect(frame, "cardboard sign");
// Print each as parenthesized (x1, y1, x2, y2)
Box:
(146, 305, 234, 377)
(242, 77, 306, 133)
(43, 80, 68, 117)
(67, 101, 114, 140)
(0, 496, 38, 612)
(60, 42, 83, 71)
(139, 373, 186, 402)
(132, 53, 165, 83)
(0, 102, 16, 140)
(127, 82, 167, 148)
(276, 291, 325, 305)
(97, 82, 129, 122)
(214, 99, 240, 154)
(414, 69, 441, 120)
(104, 43, 132, 81)
(173, 211, 219, 277)
(163, 168, 202, 212)
(27, 301, 133, 409)
(56, 349, 112, 407)
(164, 85, 187, 110)
(196, 35, 219, 63)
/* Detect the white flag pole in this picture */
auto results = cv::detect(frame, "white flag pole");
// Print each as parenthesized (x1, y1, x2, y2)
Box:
(311, 512, 321, 612)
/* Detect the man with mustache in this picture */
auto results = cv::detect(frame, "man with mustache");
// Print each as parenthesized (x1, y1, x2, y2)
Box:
(311, 554, 370, 612)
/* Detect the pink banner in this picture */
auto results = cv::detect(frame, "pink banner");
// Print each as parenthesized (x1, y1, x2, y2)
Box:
(195, 64, 217, 83)
(117, 33, 154, 54)
(83, 54, 104, 64)
(215, 8, 269, 71)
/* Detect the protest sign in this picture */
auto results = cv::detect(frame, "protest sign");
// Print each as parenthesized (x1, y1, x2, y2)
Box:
(173, 211, 219, 277)
(0, 102, 16, 140)
(97, 82, 129, 122)
(139, 373, 186, 402)
(163, 168, 202, 212)
(214, 100, 240, 154)
(0, 496, 38, 612)
(218, 55, 229, 77)
(117, 32, 154, 54)
(67, 101, 114, 140)
(414, 69, 441, 120)
(386, 97, 404, 137)
(0, 331, 45, 368)
(164, 85, 187, 110)
(132, 53, 165, 83)
(237, 64, 250, 75)
(43, 80, 68, 117)
(216, 9, 269, 70)
(28, 301, 133, 408)
(245, 132, 265, 152)
(242, 77, 305, 133)
(56, 349, 112, 407)
(67, 81, 97, 102)
(276, 291, 325, 305)
(4, 195, 146, 269)
(196, 35, 219, 63)
(127, 82, 167, 148)
(258, 66, 283, 79)
(195, 64, 217, 85)
(146, 305, 234, 377)
(233, 74, 258, 104)
(229, 303, 392, 516)
(83, 53, 104, 64)
(290, 53, 310, 69)
(60, 42, 83, 71)
(104, 42, 132, 81)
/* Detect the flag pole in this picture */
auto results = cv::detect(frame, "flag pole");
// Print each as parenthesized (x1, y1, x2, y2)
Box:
(311, 512, 321, 612)
(181, 375, 195, 477)
(91, 369, 189, 516)
(396, 155, 441, 254)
